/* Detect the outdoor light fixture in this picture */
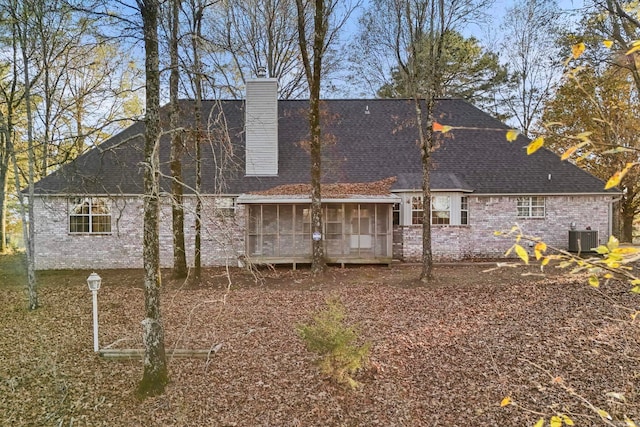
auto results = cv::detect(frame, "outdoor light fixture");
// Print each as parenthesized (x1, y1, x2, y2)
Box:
(87, 272, 102, 352)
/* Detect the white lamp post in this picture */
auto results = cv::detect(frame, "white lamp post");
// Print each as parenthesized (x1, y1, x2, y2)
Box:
(87, 272, 102, 352)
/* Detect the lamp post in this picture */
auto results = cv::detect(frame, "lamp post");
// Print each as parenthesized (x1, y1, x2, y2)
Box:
(87, 272, 102, 352)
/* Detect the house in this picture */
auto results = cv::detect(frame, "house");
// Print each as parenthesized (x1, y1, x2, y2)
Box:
(31, 77, 617, 270)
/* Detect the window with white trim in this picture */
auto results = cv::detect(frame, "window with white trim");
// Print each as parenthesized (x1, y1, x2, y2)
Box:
(411, 196, 423, 225)
(431, 195, 451, 225)
(410, 194, 466, 225)
(392, 202, 400, 226)
(69, 197, 112, 233)
(517, 196, 545, 218)
(214, 197, 236, 217)
(460, 196, 469, 225)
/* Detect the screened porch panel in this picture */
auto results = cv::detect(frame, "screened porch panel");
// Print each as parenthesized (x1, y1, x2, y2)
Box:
(246, 203, 392, 264)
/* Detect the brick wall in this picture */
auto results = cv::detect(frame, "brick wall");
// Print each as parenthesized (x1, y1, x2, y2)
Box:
(33, 196, 245, 270)
(34, 194, 613, 269)
(397, 195, 613, 262)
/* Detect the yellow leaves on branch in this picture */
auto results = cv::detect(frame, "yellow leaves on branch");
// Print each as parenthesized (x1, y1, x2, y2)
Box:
(626, 40, 640, 55)
(534, 242, 547, 260)
(526, 137, 544, 155)
(597, 408, 613, 421)
(572, 42, 586, 59)
(605, 162, 638, 189)
(513, 244, 529, 264)
(530, 414, 575, 427)
(559, 133, 592, 161)
(561, 145, 578, 161)
(506, 129, 519, 142)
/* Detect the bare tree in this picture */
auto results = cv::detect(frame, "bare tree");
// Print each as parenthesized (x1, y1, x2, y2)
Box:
(8, 0, 39, 308)
(181, 0, 203, 279)
(295, 0, 357, 274)
(295, 0, 328, 274)
(498, 0, 561, 137)
(595, 0, 640, 99)
(0, 110, 10, 254)
(206, 0, 307, 98)
(166, 0, 188, 278)
(354, 0, 490, 282)
(136, 0, 168, 398)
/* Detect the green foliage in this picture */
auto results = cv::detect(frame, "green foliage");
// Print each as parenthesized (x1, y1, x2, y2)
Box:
(378, 30, 509, 115)
(297, 298, 370, 389)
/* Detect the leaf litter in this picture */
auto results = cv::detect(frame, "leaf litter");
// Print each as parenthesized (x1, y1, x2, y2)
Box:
(0, 256, 638, 426)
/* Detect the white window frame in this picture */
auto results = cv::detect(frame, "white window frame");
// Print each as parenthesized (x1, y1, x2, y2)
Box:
(411, 195, 424, 225)
(517, 196, 545, 218)
(460, 196, 469, 225)
(69, 197, 112, 234)
(214, 197, 236, 218)
(431, 195, 451, 225)
(407, 193, 468, 226)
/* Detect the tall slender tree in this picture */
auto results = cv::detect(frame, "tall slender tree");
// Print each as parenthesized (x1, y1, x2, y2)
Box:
(295, 0, 328, 274)
(498, 0, 561, 136)
(354, 0, 490, 282)
(167, 0, 188, 278)
(7, 0, 39, 309)
(136, 0, 168, 398)
(207, 0, 307, 98)
(183, 0, 207, 280)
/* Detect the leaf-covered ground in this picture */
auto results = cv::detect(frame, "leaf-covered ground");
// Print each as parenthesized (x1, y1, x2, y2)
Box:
(0, 254, 639, 426)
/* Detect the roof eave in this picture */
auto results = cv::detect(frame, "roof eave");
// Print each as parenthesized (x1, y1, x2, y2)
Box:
(237, 194, 401, 204)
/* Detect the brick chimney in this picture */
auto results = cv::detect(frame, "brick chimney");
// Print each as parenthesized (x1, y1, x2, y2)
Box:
(245, 69, 278, 176)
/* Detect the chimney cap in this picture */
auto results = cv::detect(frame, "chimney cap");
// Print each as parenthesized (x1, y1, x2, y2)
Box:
(257, 67, 267, 78)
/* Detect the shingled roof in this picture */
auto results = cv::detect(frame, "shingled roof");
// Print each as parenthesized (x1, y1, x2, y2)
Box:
(33, 98, 612, 196)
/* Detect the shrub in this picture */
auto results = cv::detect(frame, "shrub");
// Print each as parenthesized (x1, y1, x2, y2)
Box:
(297, 298, 370, 389)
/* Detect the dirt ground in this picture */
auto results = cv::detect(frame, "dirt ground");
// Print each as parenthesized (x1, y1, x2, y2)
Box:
(1, 254, 639, 426)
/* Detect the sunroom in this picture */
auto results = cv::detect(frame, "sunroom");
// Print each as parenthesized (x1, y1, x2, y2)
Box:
(238, 194, 399, 267)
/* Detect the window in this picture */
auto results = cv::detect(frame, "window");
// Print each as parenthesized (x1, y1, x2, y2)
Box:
(431, 195, 451, 225)
(460, 196, 468, 225)
(69, 198, 111, 234)
(392, 203, 400, 226)
(409, 194, 468, 225)
(411, 196, 423, 225)
(517, 196, 545, 218)
(214, 197, 236, 217)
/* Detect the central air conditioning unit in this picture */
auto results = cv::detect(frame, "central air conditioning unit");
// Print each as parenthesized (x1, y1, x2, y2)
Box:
(568, 230, 599, 253)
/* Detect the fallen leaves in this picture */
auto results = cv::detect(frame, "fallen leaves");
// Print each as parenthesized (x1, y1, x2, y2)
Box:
(252, 176, 397, 197)
(0, 257, 638, 426)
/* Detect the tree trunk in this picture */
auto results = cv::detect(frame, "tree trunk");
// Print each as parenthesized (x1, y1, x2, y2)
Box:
(190, 2, 204, 281)
(416, 98, 434, 283)
(620, 198, 635, 243)
(309, 93, 325, 275)
(0, 123, 8, 254)
(137, 0, 168, 398)
(296, 0, 327, 275)
(17, 9, 38, 309)
(169, 0, 187, 278)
